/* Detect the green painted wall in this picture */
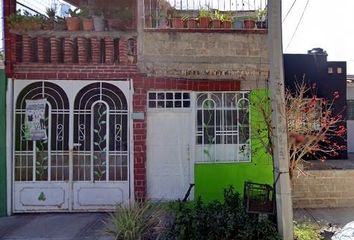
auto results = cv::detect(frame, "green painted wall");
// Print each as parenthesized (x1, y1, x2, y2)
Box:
(194, 89, 274, 201)
(0, 69, 6, 217)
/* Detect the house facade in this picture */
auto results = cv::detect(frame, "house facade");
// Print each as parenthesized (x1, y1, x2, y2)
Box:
(3, 0, 272, 214)
(284, 49, 347, 160)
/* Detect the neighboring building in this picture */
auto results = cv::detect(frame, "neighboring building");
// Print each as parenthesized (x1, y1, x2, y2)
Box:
(3, 0, 272, 214)
(346, 75, 354, 153)
(284, 48, 347, 160)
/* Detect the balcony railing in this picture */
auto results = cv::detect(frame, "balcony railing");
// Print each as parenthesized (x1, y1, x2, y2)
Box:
(144, 0, 268, 29)
(11, 31, 137, 65)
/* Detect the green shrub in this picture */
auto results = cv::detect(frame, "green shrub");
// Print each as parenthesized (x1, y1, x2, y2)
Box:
(294, 223, 323, 240)
(163, 186, 280, 240)
(104, 201, 163, 240)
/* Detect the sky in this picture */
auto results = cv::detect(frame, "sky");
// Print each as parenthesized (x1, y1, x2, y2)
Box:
(1, 0, 354, 74)
(282, 0, 354, 74)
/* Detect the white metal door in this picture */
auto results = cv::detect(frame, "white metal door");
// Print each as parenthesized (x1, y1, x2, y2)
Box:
(147, 109, 193, 200)
(13, 80, 131, 212)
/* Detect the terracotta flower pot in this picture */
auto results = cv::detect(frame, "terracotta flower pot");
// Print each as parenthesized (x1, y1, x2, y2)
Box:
(222, 20, 232, 29)
(66, 17, 80, 31)
(244, 19, 256, 29)
(171, 18, 184, 28)
(212, 19, 222, 28)
(187, 19, 198, 29)
(199, 17, 211, 28)
(82, 18, 94, 31)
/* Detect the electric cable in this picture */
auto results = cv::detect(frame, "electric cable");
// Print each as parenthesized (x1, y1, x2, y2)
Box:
(285, 0, 310, 51)
(282, 0, 297, 23)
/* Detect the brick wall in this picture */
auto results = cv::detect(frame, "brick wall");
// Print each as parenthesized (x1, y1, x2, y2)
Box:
(13, 63, 240, 200)
(139, 30, 269, 89)
(292, 170, 354, 208)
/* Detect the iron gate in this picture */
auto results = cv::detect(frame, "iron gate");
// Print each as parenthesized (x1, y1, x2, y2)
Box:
(13, 80, 132, 212)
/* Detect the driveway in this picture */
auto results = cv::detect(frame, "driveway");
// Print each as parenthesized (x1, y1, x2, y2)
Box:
(0, 213, 112, 240)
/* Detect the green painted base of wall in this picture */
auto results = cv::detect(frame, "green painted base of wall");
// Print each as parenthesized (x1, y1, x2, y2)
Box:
(194, 89, 274, 201)
(0, 69, 6, 217)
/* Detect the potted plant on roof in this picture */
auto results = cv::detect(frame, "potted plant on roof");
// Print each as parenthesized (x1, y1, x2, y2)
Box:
(256, 8, 267, 29)
(222, 12, 233, 29)
(198, 8, 211, 28)
(66, 8, 80, 31)
(92, 8, 105, 31)
(80, 6, 94, 31)
(211, 10, 222, 28)
(233, 15, 243, 29)
(169, 8, 184, 28)
(7, 10, 27, 32)
(243, 14, 257, 29)
(186, 15, 197, 28)
(42, 7, 56, 30)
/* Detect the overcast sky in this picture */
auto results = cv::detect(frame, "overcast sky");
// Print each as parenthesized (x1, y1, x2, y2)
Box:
(1, 0, 353, 74)
(282, 0, 354, 74)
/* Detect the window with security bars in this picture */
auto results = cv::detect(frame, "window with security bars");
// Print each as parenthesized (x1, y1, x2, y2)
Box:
(347, 100, 354, 120)
(195, 92, 250, 162)
(148, 91, 191, 109)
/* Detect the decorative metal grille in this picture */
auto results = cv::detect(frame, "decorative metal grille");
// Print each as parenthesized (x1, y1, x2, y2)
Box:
(15, 82, 70, 182)
(73, 82, 129, 182)
(195, 92, 250, 162)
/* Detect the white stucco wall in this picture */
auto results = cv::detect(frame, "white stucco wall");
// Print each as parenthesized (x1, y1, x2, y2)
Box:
(347, 84, 354, 153)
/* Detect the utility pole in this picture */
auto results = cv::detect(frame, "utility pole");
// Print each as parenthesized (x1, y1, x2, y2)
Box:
(268, 1, 294, 239)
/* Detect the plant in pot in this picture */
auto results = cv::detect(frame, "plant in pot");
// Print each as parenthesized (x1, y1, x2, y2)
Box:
(233, 15, 243, 29)
(92, 8, 105, 31)
(169, 9, 184, 28)
(24, 12, 43, 31)
(256, 8, 267, 29)
(243, 15, 257, 29)
(186, 15, 198, 28)
(198, 8, 211, 28)
(54, 16, 67, 31)
(211, 10, 222, 28)
(42, 7, 56, 30)
(7, 10, 27, 32)
(80, 7, 94, 31)
(222, 12, 233, 29)
(66, 8, 81, 31)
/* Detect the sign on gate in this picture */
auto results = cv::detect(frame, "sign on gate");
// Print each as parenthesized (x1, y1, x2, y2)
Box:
(25, 99, 47, 141)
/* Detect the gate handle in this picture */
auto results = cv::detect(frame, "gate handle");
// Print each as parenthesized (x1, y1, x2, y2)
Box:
(73, 143, 82, 147)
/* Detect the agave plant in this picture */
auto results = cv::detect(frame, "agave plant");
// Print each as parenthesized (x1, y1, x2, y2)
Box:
(104, 201, 164, 240)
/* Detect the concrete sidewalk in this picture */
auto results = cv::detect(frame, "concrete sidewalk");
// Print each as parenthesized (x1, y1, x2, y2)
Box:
(0, 213, 112, 240)
(294, 208, 354, 227)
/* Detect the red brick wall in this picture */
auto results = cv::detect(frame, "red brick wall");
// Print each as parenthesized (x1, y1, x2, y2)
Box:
(12, 63, 240, 200)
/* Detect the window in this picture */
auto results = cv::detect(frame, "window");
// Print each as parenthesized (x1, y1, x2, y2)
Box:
(337, 67, 343, 74)
(148, 91, 191, 109)
(347, 100, 354, 120)
(195, 92, 250, 163)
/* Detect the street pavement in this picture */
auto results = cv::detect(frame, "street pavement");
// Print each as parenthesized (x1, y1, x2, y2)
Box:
(0, 213, 111, 240)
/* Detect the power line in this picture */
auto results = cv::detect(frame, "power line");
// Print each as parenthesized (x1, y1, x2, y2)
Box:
(285, 0, 310, 51)
(282, 0, 297, 23)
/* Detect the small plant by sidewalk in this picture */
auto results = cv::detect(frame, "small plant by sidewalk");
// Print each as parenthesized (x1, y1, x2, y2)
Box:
(294, 223, 323, 240)
(162, 186, 279, 240)
(104, 201, 164, 240)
